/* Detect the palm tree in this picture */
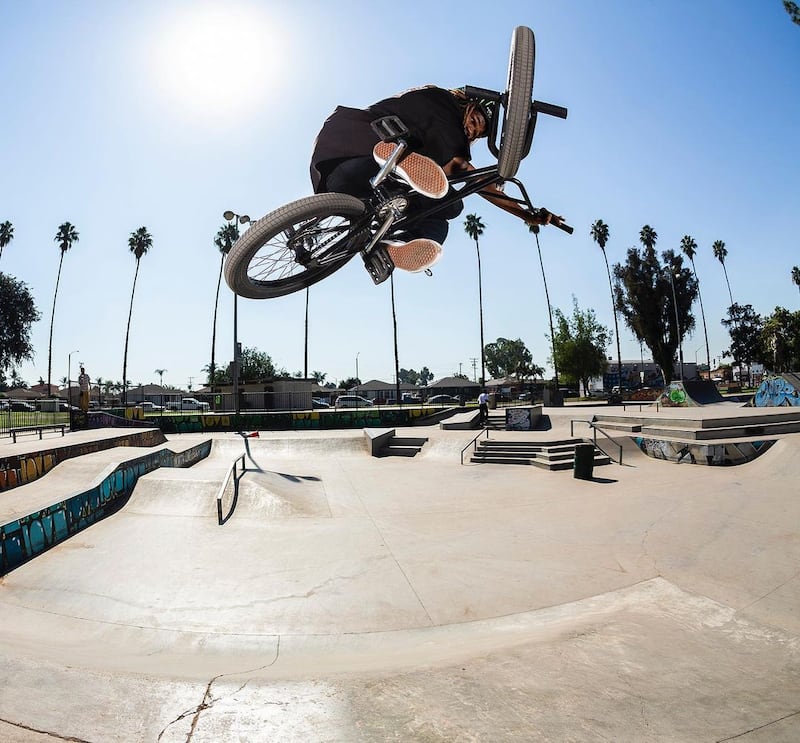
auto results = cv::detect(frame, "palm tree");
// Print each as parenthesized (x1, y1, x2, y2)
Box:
(464, 214, 487, 385)
(591, 219, 620, 393)
(122, 227, 152, 405)
(0, 221, 13, 262)
(712, 239, 734, 307)
(639, 224, 658, 253)
(530, 223, 559, 389)
(680, 235, 711, 371)
(95, 376, 104, 407)
(791, 266, 800, 295)
(48, 222, 79, 395)
(210, 223, 239, 385)
(154, 368, 167, 386)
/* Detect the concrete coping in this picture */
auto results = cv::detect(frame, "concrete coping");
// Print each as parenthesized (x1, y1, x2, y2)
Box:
(364, 428, 395, 456)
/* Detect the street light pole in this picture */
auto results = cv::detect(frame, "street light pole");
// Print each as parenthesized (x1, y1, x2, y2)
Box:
(355, 352, 360, 385)
(223, 211, 250, 416)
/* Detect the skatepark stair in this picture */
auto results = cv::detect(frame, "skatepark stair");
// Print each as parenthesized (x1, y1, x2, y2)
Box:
(365, 429, 428, 457)
(470, 439, 611, 470)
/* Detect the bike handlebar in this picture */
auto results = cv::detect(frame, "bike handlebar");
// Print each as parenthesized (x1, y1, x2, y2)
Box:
(532, 100, 568, 119)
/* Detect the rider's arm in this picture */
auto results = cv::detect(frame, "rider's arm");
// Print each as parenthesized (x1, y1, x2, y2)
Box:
(444, 157, 560, 226)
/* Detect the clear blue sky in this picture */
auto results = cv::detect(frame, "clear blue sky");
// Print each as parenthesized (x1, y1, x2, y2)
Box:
(1, 0, 798, 391)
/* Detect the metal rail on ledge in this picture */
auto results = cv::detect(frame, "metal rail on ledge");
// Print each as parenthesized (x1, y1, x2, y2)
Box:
(216, 452, 247, 525)
(570, 419, 624, 465)
(460, 427, 490, 465)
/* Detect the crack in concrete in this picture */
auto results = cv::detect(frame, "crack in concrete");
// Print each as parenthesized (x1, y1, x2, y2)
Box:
(715, 707, 800, 741)
(0, 717, 93, 742)
(157, 635, 281, 742)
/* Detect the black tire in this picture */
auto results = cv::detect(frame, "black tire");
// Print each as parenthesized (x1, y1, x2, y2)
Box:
(224, 193, 367, 299)
(497, 26, 535, 180)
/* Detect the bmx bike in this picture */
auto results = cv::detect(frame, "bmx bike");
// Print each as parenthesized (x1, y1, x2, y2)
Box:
(225, 25, 572, 300)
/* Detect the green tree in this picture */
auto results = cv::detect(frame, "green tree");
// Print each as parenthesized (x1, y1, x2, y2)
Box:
(311, 371, 327, 384)
(590, 219, 622, 388)
(484, 337, 535, 379)
(551, 297, 610, 395)
(340, 376, 360, 390)
(210, 223, 239, 385)
(418, 366, 434, 385)
(0, 272, 40, 373)
(122, 227, 152, 405)
(0, 221, 13, 262)
(761, 307, 800, 372)
(613, 246, 698, 385)
(712, 239, 734, 308)
(47, 222, 79, 395)
(464, 213, 487, 384)
(721, 303, 763, 385)
(398, 368, 420, 385)
(154, 368, 167, 386)
(791, 266, 800, 295)
(785, 1, 800, 25)
(239, 346, 282, 381)
(680, 235, 711, 371)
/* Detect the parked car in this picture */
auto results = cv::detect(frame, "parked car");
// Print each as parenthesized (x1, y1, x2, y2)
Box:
(401, 393, 422, 404)
(425, 395, 460, 405)
(558, 388, 579, 399)
(587, 388, 607, 398)
(312, 398, 331, 409)
(10, 401, 36, 412)
(138, 401, 165, 412)
(334, 395, 373, 408)
(165, 397, 210, 411)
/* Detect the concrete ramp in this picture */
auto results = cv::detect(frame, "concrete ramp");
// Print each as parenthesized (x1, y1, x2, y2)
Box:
(233, 469, 331, 519)
(656, 380, 727, 407)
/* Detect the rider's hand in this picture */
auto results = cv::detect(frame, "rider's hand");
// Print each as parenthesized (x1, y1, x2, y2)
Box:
(527, 208, 564, 227)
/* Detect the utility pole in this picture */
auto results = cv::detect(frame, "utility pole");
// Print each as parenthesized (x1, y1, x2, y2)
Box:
(470, 357, 478, 383)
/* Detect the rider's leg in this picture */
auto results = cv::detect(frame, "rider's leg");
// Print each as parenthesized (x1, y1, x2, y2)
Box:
(324, 156, 379, 198)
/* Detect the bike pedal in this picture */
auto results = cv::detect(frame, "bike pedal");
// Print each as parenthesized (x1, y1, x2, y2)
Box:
(362, 244, 394, 285)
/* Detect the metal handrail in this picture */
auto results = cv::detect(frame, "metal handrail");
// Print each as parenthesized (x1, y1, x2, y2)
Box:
(570, 418, 624, 465)
(216, 452, 247, 525)
(460, 427, 490, 465)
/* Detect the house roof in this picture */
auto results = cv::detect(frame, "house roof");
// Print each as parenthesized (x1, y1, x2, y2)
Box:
(428, 376, 480, 388)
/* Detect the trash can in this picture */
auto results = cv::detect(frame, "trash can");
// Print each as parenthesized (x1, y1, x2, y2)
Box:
(488, 393, 497, 409)
(573, 443, 595, 480)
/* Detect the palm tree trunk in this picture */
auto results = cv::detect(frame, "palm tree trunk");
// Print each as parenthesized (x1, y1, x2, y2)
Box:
(534, 231, 559, 388)
(47, 253, 65, 396)
(474, 238, 486, 385)
(692, 266, 711, 371)
(390, 275, 400, 405)
(602, 250, 622, 392)
(304, 288, 309, 380)
(210, 255, 224, 386)
(122, 259, 141, 406)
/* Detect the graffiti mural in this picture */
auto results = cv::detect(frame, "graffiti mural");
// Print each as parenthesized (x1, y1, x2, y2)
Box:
(753, 374, 800, 407)
(155, 408, 426, 434)
(0, 429, 166, 493)
(634, 436, 773, 465)
(0, 440, 211, 574)
(655, 382, 696, 407)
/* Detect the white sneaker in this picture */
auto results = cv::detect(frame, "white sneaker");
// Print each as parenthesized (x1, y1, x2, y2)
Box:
(373, 142, 448, 199)
(382, 238, 443, 273)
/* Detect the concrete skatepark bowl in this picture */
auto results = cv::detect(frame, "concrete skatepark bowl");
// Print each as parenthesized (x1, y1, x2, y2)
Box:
(1, 406, 799, 742)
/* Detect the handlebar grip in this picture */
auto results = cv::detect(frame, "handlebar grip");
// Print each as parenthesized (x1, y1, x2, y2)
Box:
(533, 100, 568, 119)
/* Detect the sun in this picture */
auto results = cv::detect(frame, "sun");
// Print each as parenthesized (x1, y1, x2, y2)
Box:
(150, 2, 284, 124)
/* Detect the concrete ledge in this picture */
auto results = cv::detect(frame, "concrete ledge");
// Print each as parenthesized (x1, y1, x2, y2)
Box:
(440, 411, 481, 430)
(364, 428, 395, 456)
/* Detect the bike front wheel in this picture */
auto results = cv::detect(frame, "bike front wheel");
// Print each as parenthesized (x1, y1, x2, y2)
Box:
(497, 25, 535, 180)
(224, 193, 367, 299)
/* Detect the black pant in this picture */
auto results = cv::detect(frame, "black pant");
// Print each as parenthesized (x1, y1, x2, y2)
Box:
(324, 156, 463, 244)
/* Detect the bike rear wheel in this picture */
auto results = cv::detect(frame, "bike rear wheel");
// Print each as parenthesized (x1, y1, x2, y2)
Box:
(497, 25, 535, 179)
(224, 193, 367, 299)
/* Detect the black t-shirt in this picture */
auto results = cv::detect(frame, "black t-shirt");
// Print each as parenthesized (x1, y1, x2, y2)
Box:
(310, 86, 470, 192)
